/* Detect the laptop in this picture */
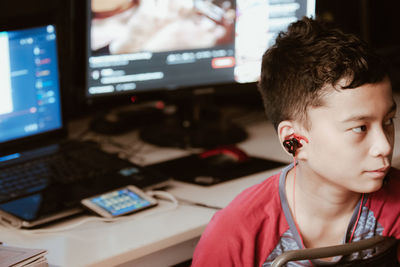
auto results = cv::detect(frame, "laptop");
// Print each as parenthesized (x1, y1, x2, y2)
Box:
(0, 24, 167, 228)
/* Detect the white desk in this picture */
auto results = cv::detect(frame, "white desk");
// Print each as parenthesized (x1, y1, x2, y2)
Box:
(1, 102, 400, 267)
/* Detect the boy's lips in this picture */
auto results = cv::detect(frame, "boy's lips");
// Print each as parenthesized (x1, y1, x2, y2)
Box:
(365, 166, 390, 178)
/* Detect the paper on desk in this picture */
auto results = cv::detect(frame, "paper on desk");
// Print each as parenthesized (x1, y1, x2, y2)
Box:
(0, 245, 48, 267)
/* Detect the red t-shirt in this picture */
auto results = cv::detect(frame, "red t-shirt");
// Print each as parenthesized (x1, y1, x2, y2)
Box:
(191, 164, 400, 267)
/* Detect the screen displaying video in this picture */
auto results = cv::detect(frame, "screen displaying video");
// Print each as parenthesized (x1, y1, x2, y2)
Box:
(86, 0, 315, 97)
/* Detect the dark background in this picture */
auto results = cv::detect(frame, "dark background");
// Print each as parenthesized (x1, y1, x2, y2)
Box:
(1, 0, 399, 119)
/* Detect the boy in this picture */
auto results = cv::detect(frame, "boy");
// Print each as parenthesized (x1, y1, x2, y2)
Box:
(191, 17, 400, 266)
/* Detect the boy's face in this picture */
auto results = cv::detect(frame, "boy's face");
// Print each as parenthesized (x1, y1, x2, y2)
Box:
(303, 78, 396, 193)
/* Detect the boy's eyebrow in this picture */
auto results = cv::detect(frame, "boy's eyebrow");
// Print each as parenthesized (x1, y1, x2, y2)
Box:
(340, 102, 397, 123)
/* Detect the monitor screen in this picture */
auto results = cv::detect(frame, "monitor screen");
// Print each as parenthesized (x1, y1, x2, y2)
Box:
(86, 0, 315, 99)
(0, 25, 62, 144)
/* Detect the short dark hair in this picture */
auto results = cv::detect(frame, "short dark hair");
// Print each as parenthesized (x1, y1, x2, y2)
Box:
(258, 17, 388, 130)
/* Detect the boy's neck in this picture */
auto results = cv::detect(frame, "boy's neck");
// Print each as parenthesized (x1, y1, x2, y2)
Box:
(285, 164, 362, 248)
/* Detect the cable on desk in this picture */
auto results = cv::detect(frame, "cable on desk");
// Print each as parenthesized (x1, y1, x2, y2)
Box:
(177, 198, 222, 210)
(146, 190, 179, 208)
(2, 216, 119, 235)
(148, 187, 222, 210)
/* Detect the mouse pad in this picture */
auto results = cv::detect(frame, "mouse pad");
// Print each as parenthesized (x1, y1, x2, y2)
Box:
(147, 154, 286, 186)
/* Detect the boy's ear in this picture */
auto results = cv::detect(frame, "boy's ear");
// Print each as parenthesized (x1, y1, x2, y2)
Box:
(277, 121, 308, 159)
(277, 120, 295, 145)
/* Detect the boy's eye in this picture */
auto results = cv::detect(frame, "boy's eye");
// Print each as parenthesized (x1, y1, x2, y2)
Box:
(352, 125, 367, 133)
(384, 117, 394, 126)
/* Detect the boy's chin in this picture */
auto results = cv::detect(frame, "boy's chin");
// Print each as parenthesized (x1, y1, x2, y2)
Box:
(358, 180, 385, 194)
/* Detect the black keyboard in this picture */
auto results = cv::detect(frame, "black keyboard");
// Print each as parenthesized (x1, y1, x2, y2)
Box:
(0, 145, 137, 202)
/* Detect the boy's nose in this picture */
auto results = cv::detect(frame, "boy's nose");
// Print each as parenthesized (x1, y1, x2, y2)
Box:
(369, 128, 393, 158)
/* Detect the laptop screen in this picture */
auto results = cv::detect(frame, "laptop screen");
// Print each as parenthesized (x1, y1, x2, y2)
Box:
(0, 25, 62, 144)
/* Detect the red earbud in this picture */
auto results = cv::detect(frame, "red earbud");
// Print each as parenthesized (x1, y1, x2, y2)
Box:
(283, 134, 309, 156)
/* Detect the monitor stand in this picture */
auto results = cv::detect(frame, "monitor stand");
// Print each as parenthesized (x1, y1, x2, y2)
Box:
(139, 88, 248, 148)
(89, 104, 165, 135)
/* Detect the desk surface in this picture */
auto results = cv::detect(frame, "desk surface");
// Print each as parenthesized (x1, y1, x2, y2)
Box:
(0, 168, 282, 267)
(0, 111, 289, 267)
(1, 102, 400, 267)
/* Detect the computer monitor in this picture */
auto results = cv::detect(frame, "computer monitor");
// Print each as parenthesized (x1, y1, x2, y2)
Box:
(85, 0, 315, 148)
(0, 24, 62, 144)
